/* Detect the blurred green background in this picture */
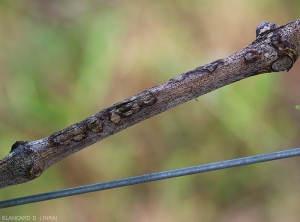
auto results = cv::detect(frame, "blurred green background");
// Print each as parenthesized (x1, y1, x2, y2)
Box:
(1, 0, 300, 221)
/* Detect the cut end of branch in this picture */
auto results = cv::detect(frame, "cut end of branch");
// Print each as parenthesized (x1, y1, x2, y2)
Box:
(0, 142, 44, 189)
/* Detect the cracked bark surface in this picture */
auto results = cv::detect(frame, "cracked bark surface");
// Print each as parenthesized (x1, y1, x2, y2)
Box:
(0, 18, 300, 189)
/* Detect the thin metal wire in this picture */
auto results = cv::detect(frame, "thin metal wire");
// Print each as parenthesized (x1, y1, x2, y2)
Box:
(1, 147, 300, 209)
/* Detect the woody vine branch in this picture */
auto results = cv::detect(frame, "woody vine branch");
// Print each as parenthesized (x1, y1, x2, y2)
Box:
(0, 18, 300, 189)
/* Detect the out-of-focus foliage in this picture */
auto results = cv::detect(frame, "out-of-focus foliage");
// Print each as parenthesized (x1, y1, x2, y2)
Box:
(0, 0, 300, 221)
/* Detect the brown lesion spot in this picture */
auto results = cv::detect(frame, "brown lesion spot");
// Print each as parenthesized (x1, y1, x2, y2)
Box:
(201, 59, 224, 73)
(244, 50, 259, 63)
(256, 68, 272, 75)
(29, 164, 43, 179)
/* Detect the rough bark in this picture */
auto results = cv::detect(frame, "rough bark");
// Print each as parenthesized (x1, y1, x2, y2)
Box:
(0, 19, 300, 189)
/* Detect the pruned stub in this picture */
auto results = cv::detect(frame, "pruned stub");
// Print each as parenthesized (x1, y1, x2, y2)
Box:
(7, 142, 44, 180)
(109, 92, 157, 124)
(271, 56, 293, 72)
(270, 32, 299, 71)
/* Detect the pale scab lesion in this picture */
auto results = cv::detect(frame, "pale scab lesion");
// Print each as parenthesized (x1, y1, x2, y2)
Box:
(108, 92, 157, 124)
(69, 125, 87, 142)
(109, 100, 140, 123)
(119, 101, 141, 117)
(110, 111, 121, 124)
(141, 92, 156, 106)
(53, 125, 87, 145)
(86, 115, 103, 133)
(53, 132, 72, 145)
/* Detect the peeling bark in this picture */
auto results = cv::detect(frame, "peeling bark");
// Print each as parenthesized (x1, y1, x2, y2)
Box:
(1, 19, 300, 189)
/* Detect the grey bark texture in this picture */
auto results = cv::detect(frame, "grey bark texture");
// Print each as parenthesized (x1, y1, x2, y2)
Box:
(0, 19, 300, 189)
